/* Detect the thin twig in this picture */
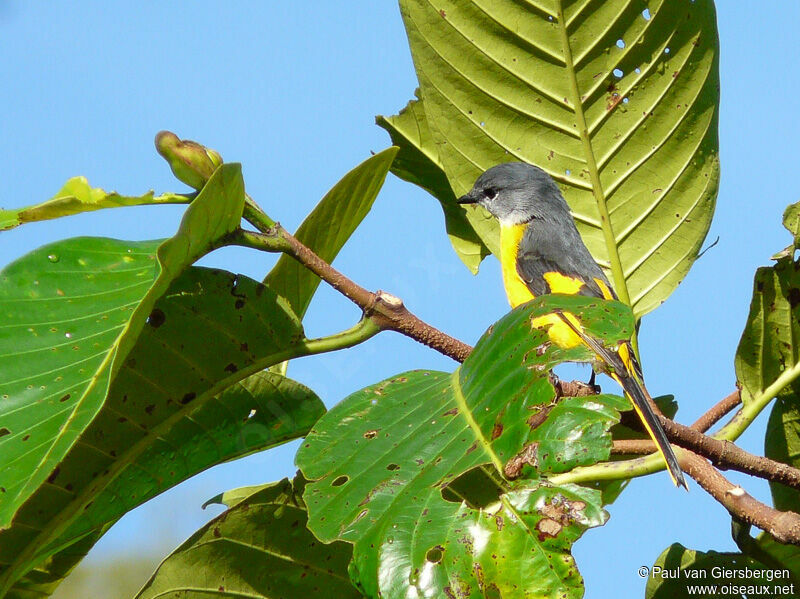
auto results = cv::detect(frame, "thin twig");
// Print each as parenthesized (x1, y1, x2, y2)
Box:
(691, 389, 742, 432)
(233, 226, 473, 362)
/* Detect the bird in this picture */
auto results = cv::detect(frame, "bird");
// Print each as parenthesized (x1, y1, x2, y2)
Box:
(457, 161, 686, 489)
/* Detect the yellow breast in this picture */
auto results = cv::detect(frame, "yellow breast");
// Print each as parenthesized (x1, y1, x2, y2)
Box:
(500, 222, 535, 308)
(499, 221, 583, 348)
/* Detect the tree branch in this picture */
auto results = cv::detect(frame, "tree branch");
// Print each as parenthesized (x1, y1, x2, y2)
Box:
(683, 452, 800, 546)
(611, 409, 800, 492)
(690, 389, 741, 433)
(232, 226, 473, 363)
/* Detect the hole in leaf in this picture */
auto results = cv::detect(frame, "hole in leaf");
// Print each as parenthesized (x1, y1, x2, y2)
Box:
(387, 463, 400, 471)
(664, 47, 670, 54)
(147, 308, 166, 328)
(616, 39, 625, 49)
(622, 97, 629, 104)
(635, 67, 641, 74)
(441, 466, 504, 509)
(332, 475, 349, 487)
(642, 8, 651, 20)
(0, 428, 10, 438)
(426, 546, 444, 563)
(613, 68, 624, 78)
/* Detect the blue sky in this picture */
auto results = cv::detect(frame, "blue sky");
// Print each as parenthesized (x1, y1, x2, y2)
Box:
(2, 2, 798, 597)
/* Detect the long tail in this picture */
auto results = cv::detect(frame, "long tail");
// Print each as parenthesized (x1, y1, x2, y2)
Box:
(554, 311, 687, 489)
(611, 371, 687, 489)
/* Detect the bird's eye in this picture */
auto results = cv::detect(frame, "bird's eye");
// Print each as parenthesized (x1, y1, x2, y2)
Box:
(483, 187, 497, 200)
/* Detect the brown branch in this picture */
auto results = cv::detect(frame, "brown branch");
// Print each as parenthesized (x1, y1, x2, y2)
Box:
(683, 452, 800, 545)
(690, 389, 742, 432)
(241, 225, 473, 363)
(612, 410, 800, 492)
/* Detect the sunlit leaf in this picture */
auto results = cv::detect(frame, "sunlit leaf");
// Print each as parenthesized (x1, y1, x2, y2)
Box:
(0, 177, 188, 231)
(298, 296, 634, 598)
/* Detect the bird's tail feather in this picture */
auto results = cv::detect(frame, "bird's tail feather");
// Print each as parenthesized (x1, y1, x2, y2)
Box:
(611, 371, 687, 489)
(554, 310, 687, 489)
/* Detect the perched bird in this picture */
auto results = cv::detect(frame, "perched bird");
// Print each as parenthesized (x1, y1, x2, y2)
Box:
(458, 162, 686, 489)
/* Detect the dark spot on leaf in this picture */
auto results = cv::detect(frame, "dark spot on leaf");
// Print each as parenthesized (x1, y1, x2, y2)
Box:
(439, 9, 446, 17)
(147, 308, 166, 328)
(181, 392, 196, 405)
(332, 475, 349, 487)
(117, 417, 127, 423)
(224, 363, 238, 373)
(465, 441, 479, 455)
(234, 299, 245, 309)
(47, 467, 60, 483)
(213, 527, 221, 538)
(218, 587, 225, 593)
(363, 429, 379, 439)
(387, 463, 400, 471)
(491, 423, 503, 440)
(145, 404, 155, 415)
(757, 281, 764, 292)
(22, 434, 30, 441)
(0, 428, 9, 438)
(239, 342, 249, 352)
(59, 394, 71, 402)
(426, 545, 444, 562)
(442, 407, 458, 417)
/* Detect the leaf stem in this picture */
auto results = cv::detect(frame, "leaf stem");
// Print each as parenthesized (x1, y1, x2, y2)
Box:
(715, 361, 800, 442)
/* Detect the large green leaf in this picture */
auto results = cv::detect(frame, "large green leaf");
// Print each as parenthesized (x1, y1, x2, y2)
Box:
(0, 265, 326, 595)
(0, 177, 188, 231)
(136, 477, 362, 599)
(377, 92, 490, 273)
(298, 296, 634, 598)
(386, 0, 720, 316)
(0, 164, 244, 531)
(264, 147, 398, 320)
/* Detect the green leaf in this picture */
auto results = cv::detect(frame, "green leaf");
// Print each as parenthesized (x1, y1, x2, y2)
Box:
(735, 255, 800, 510)
(377, 92, 491, 273)
(0, 264, 325, 594)
(392, 0, 720, 316)
(136, 477, 362, 599)
(0, 177, 189, 231)
(773, 201, 800, 260)
(646, 543, 782, 599)
(0, 164, 244, 531)
(298, 296, 634, 598)
(765, 397, 800, 512)
(753, 531, 800, 583)
(264, 147, 398, 319)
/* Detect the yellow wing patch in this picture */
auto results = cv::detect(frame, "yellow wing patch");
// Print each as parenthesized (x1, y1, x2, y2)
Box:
(542, 272, 585, 295)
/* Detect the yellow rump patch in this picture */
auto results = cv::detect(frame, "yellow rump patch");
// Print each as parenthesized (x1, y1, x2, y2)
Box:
(530, 312, 583, 349)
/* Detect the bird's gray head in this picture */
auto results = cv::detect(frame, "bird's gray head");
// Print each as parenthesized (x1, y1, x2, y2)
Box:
(457, 162, 569, 225)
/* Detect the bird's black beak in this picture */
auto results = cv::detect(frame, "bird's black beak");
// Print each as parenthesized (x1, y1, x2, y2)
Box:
(457, 190, 478, 205)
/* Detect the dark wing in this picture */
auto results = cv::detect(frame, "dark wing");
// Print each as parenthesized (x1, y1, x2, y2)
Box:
(516, 216, 615, 299)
